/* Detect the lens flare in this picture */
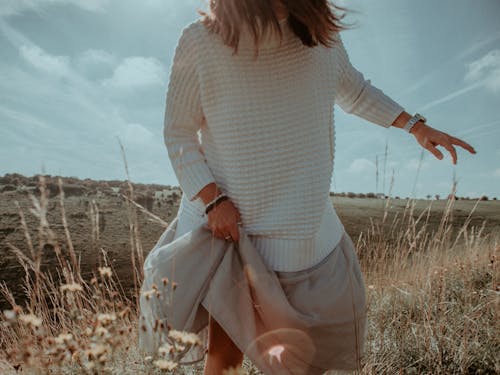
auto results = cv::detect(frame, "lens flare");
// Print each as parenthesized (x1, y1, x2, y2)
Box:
(268, 344, 285, 364)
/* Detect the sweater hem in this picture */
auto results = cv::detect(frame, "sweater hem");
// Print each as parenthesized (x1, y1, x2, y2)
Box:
(175, 194, 346, 272)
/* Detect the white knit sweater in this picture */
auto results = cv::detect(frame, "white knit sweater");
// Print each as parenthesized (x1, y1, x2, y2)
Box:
(164, 18, 405, 271)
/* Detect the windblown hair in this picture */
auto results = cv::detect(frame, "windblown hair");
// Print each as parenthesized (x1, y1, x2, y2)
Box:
(197, 0, 351, 57)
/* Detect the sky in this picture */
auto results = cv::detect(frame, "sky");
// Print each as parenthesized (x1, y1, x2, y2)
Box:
(0, 0, 499, 199)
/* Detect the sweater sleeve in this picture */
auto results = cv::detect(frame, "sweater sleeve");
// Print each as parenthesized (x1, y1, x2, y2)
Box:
(333, 32, 405, 128)
(163, 25, 216, 201)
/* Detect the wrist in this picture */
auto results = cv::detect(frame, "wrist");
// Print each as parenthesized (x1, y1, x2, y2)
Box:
(196, 183, 222, 205)
(392, 111, 428, 133)
(204, 194, 229, 215)
(410, 120, 426, 135)
(391, 111, 412, 129)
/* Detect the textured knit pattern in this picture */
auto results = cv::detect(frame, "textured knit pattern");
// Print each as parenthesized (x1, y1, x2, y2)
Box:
(164, 18, 405, 271)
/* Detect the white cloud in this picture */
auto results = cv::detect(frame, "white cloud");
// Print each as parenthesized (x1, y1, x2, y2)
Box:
(0, 0, 109, 17)
(76, 49, 116, 78)
(78, 49, 115, 67)
(101, 56, 165, 90)
(420, 49, 500, 111)
(347, 158, 375, 174)
(19, 44, 71, 77)
(465, 49, 500, 93)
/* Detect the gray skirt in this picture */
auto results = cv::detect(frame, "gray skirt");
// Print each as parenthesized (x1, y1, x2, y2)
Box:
(138, 216, 367, 374)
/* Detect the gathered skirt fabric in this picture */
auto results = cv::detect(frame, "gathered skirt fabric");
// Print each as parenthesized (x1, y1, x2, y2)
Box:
(138, 216, 367, 374)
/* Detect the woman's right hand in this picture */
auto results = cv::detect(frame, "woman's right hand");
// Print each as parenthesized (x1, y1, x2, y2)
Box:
(195, 183, 241, 243)
(206, 198, 241, 243)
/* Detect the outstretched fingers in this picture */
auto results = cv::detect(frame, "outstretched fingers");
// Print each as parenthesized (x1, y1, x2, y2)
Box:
(442, 140, 458, 164)
(450, 136, 477, 154)
(426, 142, 444, 160)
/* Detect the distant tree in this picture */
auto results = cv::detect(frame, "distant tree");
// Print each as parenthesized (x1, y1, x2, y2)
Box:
(435, 194, 440, 200)
(426, 194, 431, 200)
(480, 195, 488, 201)
(366, 192, 376, 198)
(493, 197, 497, 200)
(358, 193, 366, 198)
(346, 192, 356, 198)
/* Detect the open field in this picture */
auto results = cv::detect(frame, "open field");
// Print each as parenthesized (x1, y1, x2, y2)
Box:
(0, 174, 498, 374)
(1, 174, 498, 306)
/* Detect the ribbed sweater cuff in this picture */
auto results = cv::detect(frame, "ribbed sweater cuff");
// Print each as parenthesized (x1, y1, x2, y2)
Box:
(351, 86, 406, 128)
(177, 161, 216, 201)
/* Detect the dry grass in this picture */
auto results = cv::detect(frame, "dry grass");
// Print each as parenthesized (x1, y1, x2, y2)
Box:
(357, 194, 499, 373)
(0, 173, 498, 374)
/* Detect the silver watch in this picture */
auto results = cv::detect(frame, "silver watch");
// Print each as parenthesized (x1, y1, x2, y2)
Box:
(403, 113, 426, 133)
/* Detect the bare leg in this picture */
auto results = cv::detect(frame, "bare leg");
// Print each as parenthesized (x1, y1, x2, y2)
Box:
(203, 313, 244, 374)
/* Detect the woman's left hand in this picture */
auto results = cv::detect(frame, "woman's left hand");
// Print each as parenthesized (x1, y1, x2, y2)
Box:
(410, 122, 477, 164)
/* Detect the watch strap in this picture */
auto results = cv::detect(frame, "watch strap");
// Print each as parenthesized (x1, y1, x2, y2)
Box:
(403, 113, 426, 133)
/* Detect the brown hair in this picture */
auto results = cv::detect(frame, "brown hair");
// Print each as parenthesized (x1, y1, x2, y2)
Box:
(197, 0, 352, 57)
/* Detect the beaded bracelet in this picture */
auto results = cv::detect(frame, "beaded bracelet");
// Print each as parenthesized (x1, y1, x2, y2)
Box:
(204, 193, 228, 215)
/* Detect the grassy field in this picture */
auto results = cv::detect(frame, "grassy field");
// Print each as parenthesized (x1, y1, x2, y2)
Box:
(0, 174, 498, 374)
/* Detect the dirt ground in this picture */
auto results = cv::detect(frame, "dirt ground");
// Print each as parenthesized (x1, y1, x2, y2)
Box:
(1, 174, 499, 309)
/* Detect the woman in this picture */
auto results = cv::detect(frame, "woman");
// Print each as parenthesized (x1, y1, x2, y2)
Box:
(160, 0, 476, 373)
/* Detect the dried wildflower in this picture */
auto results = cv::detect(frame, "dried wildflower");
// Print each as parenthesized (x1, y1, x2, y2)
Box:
(97, 313, 116, 325)
(98, 353, 108, 364)
(368, 285, 375, 290)
(168, 330, 201, 346)
(142, 289, 156, 300)
(98, 266, 112, 278)
(85, 343, 108, 359)
(55, 333, 73, 344)
(3, 309, 17, 321)
(158, 343, 174, 356)
(60, 283, 83, 293)
(153, 359, 178, 371)
(95, 327, 109, 337)
(162, 277, 169, 286)
(18, 313, 42, 327)
(72, 351, 81, 363)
